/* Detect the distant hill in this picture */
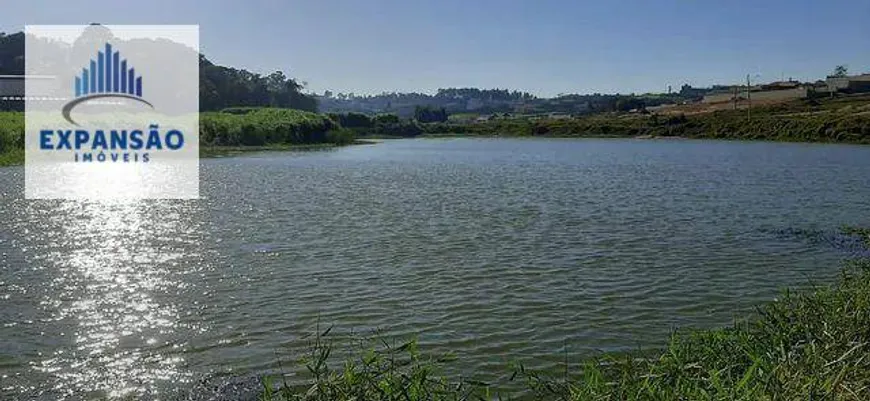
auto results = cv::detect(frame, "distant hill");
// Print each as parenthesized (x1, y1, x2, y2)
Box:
(316, 89, 694, 117)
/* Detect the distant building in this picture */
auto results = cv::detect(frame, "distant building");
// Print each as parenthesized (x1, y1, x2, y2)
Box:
(547, 112, 571, 119)
(0, 75, 60, 111)
(825, 74, 870, 94)
(0, 75, 58, 98)
(678, 84, 709, 99)
(0, 75, 25, 110)
(761, 80, 801, 90)
(0, 75, 24, 98)
(702, 81, 809, 104)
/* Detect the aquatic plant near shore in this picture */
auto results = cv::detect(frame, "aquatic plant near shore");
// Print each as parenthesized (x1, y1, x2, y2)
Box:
(261, 326, 482, 401)
(843, 226, 870, 248)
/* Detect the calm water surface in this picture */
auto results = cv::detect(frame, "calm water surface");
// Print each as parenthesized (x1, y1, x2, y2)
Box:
(1, 138, 869, 399)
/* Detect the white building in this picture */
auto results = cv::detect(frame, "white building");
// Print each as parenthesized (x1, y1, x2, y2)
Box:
(0, 75, 24, 98)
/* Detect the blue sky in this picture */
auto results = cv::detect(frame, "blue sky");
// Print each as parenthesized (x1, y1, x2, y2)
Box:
(3, 0, 869, 97)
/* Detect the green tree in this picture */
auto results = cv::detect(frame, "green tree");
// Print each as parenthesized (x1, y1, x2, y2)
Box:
(413, 106, 448, 123)
(328, 112, 372, 128)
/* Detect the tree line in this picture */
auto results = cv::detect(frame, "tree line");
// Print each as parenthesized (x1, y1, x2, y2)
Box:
(0, 31, 318, 112)
(327, 112, 424, 137)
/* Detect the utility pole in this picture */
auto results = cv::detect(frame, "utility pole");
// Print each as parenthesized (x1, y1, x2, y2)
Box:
(746, 74, 752, 122)
(733, 86, 738, 110)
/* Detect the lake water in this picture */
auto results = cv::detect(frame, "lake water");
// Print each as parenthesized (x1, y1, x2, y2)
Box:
(2, 138, 869, 399)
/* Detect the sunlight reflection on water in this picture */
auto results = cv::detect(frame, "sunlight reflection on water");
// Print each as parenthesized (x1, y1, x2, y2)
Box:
(15, 199, 204, 399)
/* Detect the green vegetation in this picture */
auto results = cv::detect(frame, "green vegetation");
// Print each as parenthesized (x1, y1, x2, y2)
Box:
(326, 112, 424, 138)
(0, 109, 360, 166)
(3, 95, 869, 166)
(423, 95, 870, 144)
(0, 112, 23, 159)
(414, 106, 449, 123)
(447, 113, 481, 122)
(261, 328, 478, 401)
(0, 32, 23, 77)
(318, 88, 537, 118)
(200, 59, 318, 112)
(201, 108, 352, 147)
(0, 148, 23, 166)
(263, 232, 870, 400)
(843, 226, 870, 248)
(317, 87, 687, 117)
(3, 95, 870, 167)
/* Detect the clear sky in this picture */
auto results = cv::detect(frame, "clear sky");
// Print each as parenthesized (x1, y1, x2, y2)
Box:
(3, 0, 869, 97)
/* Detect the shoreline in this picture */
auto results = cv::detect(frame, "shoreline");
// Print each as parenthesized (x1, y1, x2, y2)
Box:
(3, 134, 869, 168)
(0, 141, 378, 168)
(199, 140, 374, 159)
(419, 132, 870, 146)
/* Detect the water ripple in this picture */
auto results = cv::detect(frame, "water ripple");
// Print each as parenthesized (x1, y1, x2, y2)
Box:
(2, 138, 870, 398)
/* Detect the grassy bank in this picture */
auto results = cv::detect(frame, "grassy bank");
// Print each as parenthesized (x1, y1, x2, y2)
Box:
(0, 108, 359, 167)
(202, 108, 354, 147)
(422, 95, 870, 144)
(3, 96, 870, 167)
(262, 236, 870, 400)
(0, 148, 23, 166)
(0, 111, 23, 166)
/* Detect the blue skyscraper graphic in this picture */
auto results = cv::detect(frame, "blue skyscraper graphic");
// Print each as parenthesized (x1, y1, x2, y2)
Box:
(74, 43, 143, 98)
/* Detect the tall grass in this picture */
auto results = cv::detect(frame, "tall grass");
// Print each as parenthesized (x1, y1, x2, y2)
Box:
(201, 108, 354, 146)
(0, 111, 23, 155)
